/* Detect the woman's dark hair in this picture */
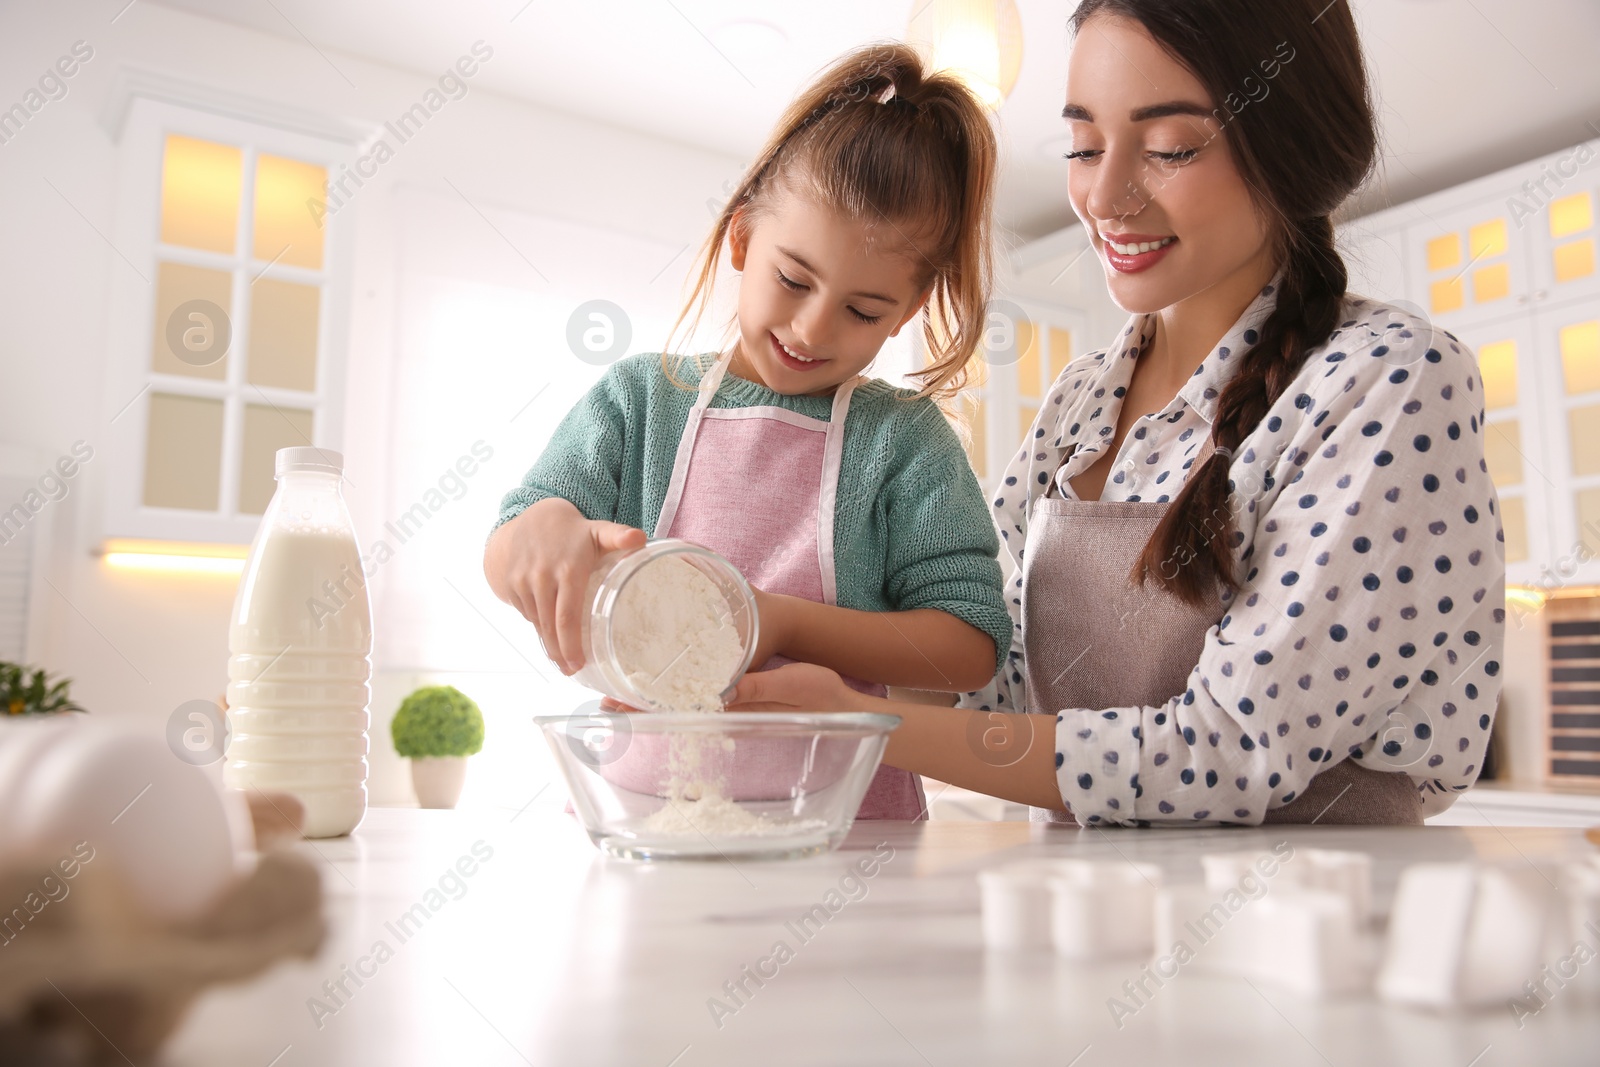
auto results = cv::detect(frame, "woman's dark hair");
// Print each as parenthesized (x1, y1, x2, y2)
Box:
(1068, 0, 1377, 605)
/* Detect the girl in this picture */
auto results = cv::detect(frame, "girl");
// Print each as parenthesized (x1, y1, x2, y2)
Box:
(729, 0, 1506, 827)
(484, 44, 1013, 820)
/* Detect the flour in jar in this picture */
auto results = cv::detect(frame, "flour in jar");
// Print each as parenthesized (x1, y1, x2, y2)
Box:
(613, 554, 825, 840)
(611, 555, 745, 713)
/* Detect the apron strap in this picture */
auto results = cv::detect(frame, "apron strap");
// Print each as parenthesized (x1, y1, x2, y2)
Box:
(816, 376, 859, 606)
(655, 350, 861, 552)
(655, 351, 734, 535)
(694, 350, 734, 408)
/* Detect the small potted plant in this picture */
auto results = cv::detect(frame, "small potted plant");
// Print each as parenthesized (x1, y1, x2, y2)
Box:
(391, 685, 484, 809)
(1, 662, 85, 716)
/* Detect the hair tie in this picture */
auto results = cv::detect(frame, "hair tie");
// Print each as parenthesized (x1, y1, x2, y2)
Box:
(1212, 445, 1234, 460)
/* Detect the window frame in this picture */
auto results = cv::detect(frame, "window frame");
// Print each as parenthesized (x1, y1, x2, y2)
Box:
(101, 96, 358, 546)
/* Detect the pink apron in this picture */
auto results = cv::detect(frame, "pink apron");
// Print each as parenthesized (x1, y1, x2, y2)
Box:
(650, 352, 926, 820)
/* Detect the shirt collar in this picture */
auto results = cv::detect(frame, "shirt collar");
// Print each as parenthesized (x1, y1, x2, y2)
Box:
(1056, 317, 1154, 464)
(1172, 269, 1287, 425)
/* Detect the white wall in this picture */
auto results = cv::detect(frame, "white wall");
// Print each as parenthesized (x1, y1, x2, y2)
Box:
(0, 2, 746, 802)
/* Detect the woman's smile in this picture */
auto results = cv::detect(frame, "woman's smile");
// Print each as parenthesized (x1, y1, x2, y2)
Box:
(1099, 230, 1180, 273)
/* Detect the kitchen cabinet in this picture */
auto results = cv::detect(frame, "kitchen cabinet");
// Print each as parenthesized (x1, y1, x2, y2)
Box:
(1340, 136, 1600, 587)
(959, 227, 1110, 491)
(1531, 296, 1600, 564)
(98, 90, 360, 550)
(962, 296, 1087, 489)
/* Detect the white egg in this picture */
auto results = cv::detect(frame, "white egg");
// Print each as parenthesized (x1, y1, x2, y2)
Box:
(1, 720, 242, 923)
(0, 716, 79, 843)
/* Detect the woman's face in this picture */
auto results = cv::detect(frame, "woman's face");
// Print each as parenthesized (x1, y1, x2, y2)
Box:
(1064, 13, 1275, 314)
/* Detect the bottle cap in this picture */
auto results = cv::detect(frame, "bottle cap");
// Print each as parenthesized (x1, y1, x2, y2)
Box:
(275, 447, 344, 477)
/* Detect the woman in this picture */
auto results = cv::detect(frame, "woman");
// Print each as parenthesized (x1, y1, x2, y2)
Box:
(729, 0, 1506, 826)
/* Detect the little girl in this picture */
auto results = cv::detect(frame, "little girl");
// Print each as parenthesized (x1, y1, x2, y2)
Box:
(484, 44, 1011, 819)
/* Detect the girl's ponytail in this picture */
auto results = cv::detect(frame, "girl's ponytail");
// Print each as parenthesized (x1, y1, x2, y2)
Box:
(666, 43, 998, 403)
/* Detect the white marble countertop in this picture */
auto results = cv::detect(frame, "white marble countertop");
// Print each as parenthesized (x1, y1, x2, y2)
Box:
(165, 807, 1600, 1067)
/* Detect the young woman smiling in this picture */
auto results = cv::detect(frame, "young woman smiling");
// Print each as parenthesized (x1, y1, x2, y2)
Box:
(729, 0, 1507, 827)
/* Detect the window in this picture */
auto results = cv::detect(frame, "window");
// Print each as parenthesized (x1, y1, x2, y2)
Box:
(101, 95, 358, 548)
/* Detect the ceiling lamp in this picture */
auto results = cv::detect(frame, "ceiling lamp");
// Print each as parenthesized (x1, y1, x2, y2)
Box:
(906, 0, 1023, 110)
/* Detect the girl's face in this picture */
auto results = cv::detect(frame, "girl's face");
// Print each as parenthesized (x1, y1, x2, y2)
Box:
(728, 191, 929, 397)
(1064, 13, 1275, 314)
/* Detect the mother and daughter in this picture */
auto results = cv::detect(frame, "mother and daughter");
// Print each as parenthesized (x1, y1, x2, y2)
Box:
(485, 0, 1506, 827)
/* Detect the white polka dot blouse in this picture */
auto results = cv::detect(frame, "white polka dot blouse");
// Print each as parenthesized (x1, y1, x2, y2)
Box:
(960, 278, 1507, 826)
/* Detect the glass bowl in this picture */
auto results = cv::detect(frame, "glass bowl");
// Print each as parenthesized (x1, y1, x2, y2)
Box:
(536, 711, 900, 860)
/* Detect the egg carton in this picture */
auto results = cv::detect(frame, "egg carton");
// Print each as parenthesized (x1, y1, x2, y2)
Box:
(0, 844, 324, 1064)
(0, 718, 323, 1062)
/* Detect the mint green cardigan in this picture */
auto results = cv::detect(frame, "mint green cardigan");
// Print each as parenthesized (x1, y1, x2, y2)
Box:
(494, 353, 1012, 670)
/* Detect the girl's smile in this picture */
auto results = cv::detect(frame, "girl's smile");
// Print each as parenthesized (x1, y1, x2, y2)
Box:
(727, 191, 929, 398)
(770, 331, 829, 372)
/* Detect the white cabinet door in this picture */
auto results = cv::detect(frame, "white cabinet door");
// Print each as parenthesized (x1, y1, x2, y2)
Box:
(1529, 296, 1600, 586)
(1404, 195, 1535, 332)
(1432, 311, 1553, 584)
(964, 297, 1087, 491)
(1523, 152, 1600, 307)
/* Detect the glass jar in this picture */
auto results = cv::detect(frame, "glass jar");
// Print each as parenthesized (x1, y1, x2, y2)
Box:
(572, 539, 759, 712)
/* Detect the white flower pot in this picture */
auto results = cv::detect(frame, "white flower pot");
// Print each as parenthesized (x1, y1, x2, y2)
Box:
(410, 756, 468, 809)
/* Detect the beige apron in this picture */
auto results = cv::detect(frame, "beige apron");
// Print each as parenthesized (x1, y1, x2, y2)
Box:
(1019, 448, 1422, 826)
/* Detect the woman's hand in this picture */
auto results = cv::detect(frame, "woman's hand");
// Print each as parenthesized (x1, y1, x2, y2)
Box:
(748, 588, 795, 669)
(483, 497, 646, 674)
(725, 662, 862, 712)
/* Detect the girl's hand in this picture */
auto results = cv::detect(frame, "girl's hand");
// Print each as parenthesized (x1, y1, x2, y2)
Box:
(725, 662, 861, 712)
(483, 497, 646, 674)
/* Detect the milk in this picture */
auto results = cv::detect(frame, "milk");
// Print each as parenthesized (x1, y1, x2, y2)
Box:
(224, 448, 371, 838)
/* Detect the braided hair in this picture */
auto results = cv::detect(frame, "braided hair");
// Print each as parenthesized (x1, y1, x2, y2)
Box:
(1068, 0, 1378, 606)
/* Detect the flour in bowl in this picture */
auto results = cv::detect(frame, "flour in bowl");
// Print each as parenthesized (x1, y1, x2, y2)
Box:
(611, 555, 745, 713)
(638, 732, 827, 840)
(609, 554, 825, 841)
(642, 791, 772, 836)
